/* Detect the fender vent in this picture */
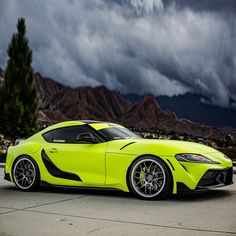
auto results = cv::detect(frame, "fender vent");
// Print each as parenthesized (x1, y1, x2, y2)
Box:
(120, 142, 136, 150)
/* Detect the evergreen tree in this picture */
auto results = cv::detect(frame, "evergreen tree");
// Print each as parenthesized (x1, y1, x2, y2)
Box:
(1, 18, 38, 138)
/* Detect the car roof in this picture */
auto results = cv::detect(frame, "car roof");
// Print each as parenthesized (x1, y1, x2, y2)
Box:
(40, 120, 121, 133)
(79, 120, 103, 124)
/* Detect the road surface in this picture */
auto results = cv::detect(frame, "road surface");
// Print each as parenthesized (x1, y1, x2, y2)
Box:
(0, 165, 235, 236)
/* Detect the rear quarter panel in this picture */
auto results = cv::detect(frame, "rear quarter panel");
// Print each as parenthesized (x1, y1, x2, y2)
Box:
(5, 141, 42, 181)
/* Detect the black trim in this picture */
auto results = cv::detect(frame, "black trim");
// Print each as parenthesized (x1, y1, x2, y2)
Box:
(4, 173, 11, 182)
(177, 181, 234, 194)
(167, 159, 175, 171)
(40, 180, 121, 192)
(177, 182, 194, 194)
(120, 142, 136, 150)
(41, 149, 82, 181)
(180, 163, 188, 172)
(84, 124, 107, 142)
(177, 182, 209, 194)
(40, 180, 51, 187)
(196, 167, 233, 189)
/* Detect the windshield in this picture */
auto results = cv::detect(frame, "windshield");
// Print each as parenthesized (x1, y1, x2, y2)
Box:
(99, 127, 141, 141)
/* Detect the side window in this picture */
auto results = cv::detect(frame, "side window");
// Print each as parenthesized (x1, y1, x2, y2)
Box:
(43, 131, 53, 142)
(42, 125, 100, 143)
(53, 126, 97, 144)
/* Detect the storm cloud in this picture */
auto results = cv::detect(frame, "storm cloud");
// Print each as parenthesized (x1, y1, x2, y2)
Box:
(0, 0, 236, 108)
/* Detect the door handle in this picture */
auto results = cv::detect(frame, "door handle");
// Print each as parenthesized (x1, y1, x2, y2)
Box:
(49, 148, 58, 153)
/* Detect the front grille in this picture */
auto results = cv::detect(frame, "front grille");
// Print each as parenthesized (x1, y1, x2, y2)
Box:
(197, 167, 233, 189)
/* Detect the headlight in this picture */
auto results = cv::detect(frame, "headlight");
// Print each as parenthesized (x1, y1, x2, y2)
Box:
(175, 153, 219, 164)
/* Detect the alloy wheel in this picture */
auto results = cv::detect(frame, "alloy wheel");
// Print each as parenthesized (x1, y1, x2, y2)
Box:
(13, 157, 36, 190)
(130, 158, 166, 198)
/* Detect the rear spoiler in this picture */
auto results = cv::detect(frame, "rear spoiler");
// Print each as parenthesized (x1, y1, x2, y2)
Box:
(14, 139, 25, 146)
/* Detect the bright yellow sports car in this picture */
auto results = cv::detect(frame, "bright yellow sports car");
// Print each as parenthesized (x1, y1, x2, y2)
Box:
(4, 120, 233, 199)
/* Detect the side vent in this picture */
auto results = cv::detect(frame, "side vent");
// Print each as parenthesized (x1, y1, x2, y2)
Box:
(41, 149, 82, 181)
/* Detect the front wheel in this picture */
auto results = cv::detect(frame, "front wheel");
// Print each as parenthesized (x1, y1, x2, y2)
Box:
(128, 156, 172, 200)
(12, 156, 40, 191)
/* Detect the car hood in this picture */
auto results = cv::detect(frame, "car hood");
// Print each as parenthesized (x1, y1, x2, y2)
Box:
(106, 139, 231, 164)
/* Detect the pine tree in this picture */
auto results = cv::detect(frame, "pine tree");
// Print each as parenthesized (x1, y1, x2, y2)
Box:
(1, 18, 38, 138)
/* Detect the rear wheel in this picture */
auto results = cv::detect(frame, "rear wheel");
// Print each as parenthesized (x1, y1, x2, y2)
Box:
(128, 156, 172, 200)
(12, 156, 40, 191)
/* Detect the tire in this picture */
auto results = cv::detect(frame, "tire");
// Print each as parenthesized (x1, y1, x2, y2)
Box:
(12, 156, 40, 191)
(128, 156, 172, 200)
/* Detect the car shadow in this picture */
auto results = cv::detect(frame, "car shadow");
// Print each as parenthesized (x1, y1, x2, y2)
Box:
(0, 184, 132, 199)
(169, 189, 234, 201)
(40, 185, 134, 199)
(1, 184, 234, 202)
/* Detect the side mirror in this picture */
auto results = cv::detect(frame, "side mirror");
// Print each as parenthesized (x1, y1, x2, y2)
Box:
(76, 133, 96, 143)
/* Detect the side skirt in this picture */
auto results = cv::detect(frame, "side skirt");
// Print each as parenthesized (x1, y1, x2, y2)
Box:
(40, 180, 123, 192)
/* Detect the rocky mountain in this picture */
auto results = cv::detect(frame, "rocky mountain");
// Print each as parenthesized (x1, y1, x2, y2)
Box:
(35, 73, 225, 139)
(125, 93, 236, 129)
(35, 73, 132, 122)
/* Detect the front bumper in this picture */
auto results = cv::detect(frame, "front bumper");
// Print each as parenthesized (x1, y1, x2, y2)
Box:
(177, 167, 234, 193)
(196, 167, 233, 190)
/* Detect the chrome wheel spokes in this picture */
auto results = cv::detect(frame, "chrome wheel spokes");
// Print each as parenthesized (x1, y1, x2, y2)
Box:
(13, 158, 36, 190)
(131, 159, 166, 198)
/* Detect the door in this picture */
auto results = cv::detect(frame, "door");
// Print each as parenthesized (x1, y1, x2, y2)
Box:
(43, 125, 107, 185)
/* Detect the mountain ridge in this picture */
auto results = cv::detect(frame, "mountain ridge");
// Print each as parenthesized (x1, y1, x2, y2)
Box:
(35, 73, 225, 139)
(124, 93, 236, 128)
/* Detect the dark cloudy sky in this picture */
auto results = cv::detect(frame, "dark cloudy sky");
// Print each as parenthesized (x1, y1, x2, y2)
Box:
(0, 0, 236, 109)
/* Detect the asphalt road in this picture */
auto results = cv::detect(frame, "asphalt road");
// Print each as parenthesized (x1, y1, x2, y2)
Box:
(0, 165, 235, 236)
